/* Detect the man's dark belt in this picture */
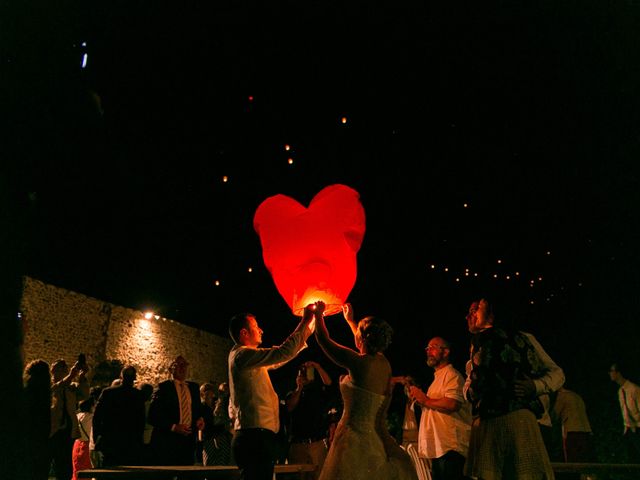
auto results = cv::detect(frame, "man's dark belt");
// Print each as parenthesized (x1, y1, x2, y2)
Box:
(290, 435, 326, 444)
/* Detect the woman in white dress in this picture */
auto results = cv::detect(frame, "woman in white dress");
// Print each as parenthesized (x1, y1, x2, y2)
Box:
(312, 301, 418, 480)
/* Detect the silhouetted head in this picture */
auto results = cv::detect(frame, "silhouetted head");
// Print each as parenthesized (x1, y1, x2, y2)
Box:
(50, 359, 69, 381)
(200, 382, 216, 404)
(139, 383, 153, 401)
(120, 365, 137, 386)
(24, 359, 51, 390)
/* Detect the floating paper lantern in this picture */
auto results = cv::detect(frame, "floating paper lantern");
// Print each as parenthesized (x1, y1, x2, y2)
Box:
(254, 184, 366, 316)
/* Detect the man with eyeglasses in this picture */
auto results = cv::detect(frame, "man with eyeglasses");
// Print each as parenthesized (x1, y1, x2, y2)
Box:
(406, 337, 471, 480)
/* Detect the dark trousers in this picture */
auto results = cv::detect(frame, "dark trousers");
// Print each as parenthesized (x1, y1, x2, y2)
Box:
(625, 429, 640, 463)
(431, 450, 467, 480)
(564, 431, 595, 462)
(49, 428, 74, 480)
(232, 428, 277, 480)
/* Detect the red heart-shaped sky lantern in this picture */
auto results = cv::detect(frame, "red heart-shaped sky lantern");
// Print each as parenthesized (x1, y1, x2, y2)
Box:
(254, 184, 366, 316)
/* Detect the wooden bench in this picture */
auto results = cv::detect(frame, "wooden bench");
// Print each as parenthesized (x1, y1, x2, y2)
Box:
(77, 463, 316, 479)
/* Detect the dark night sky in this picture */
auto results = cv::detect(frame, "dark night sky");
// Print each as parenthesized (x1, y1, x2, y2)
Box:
(4, 0, 640, 425)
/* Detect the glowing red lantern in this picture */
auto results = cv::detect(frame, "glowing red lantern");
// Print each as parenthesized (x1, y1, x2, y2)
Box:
(254, 184, 366, 316)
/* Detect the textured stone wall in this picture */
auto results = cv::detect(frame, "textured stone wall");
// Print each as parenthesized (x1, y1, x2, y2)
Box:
(20, 276, 233, 387)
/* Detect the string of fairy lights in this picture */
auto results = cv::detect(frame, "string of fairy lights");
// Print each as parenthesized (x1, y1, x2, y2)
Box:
(427, 252, 585, 305)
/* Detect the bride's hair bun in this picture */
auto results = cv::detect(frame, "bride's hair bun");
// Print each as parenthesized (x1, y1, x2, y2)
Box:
(358, 316, 393, 353)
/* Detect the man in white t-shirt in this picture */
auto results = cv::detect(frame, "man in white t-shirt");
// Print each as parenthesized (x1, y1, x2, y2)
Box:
(407, 337, 471, 480)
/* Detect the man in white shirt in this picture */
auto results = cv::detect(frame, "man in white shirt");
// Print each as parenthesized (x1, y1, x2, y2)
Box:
(551, 387, 595, 463)
(407, 337, 471, 480)
(609, 362, 640, 462)
(228, 305, 314, 480)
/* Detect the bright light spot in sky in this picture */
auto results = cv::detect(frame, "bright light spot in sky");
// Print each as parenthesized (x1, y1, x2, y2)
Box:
(222, 176, 228, 183)
(341, 116, 347, 124)
(81, 41, 87, 47)
(81, 54, 88, 68)
(144, 311, 154, 320)
(214, 280, 221, 286)
(497, 259, 502, 264)
(430, 264, 435, 269)
(288, 158, 294, 165)
(444, 267, 449, 272)
(463, 203, 468, 208)
(247, 267, 253, 273)
(248, 95, 254, 102)
(285, 144, 291, 151)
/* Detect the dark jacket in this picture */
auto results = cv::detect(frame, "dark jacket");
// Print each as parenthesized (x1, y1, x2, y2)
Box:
(92, 383, 146, 465)
(148, 379, 204, 465)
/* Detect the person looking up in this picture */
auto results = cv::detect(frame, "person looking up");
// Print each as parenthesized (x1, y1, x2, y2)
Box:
(228, 305, 314, 480)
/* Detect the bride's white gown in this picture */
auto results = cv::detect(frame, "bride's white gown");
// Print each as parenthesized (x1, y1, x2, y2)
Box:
(319, 376, 419, 480)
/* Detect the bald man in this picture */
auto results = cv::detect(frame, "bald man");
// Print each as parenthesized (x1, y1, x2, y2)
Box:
(148, 356, 205, 466)
(407, 337, 471, 480)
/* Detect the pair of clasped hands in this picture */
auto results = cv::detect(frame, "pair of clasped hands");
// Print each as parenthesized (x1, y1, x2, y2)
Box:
(301, 301, 354, 332)
(173, 417, 206, 437)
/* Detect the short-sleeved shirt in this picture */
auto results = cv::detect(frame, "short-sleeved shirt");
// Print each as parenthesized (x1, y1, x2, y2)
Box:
(418, 364, 471, 459)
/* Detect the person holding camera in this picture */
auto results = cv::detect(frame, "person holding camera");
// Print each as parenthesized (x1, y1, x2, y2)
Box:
(285, 360, 335, 479)
(49, 356, 90, 480)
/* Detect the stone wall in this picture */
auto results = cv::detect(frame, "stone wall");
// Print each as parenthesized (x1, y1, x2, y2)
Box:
(20, 276, 233, 387)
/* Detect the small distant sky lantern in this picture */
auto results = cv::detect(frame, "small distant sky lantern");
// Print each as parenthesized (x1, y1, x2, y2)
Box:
(254, 184, 365, 316)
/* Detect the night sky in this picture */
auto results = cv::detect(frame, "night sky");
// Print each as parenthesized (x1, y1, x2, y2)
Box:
(4, 0, 640, 447)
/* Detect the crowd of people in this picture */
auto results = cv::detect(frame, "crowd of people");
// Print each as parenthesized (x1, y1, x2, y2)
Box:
(22, 297, 640, 480)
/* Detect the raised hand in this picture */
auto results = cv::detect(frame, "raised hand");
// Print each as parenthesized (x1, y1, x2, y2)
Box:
(302, 303, 316, 323)
(342, 303, 354, 323)
(342, 303, 357, 337)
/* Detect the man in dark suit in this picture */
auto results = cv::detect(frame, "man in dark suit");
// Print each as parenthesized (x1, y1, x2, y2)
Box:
(148, 355, 205, 465)
(92, 365, 146, 466)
